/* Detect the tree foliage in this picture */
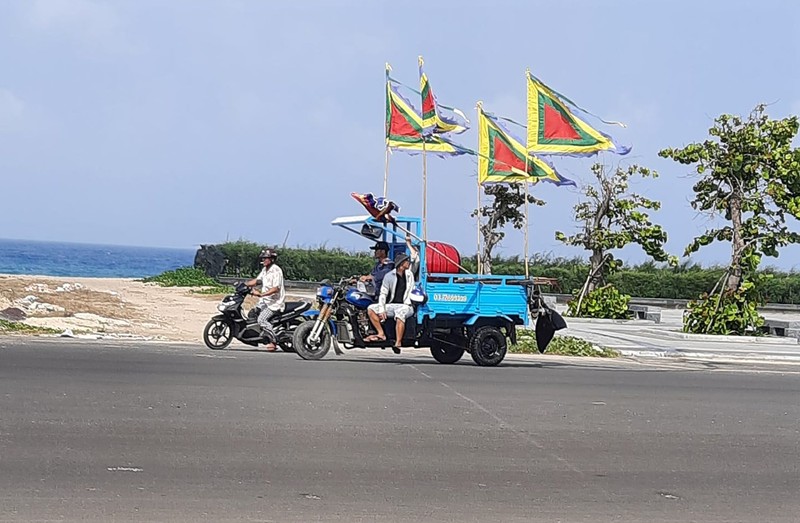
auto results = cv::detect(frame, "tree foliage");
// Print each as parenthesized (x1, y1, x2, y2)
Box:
(660, 104, 800, 292)
(556, 163, 675, 313)
(471, 184, 544, 275)
(660, 104, 800, 334)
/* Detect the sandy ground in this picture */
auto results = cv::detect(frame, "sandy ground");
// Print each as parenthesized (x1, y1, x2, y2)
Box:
(0, 274, 295, 343)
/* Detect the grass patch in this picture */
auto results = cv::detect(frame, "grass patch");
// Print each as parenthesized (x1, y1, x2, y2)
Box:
(142, 267, 220, 288)
(0, 319, 61, 335)
(191, 286, 234, 295)
(510, 330, 620, 358)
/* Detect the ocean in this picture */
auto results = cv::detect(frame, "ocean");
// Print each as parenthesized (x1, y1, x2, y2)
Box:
(0, 238, 196, 278)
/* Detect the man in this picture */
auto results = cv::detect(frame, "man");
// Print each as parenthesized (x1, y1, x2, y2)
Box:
(365, 252, 414, 354)
(360, 240, 394, 299)
(246, 248, 285, 351)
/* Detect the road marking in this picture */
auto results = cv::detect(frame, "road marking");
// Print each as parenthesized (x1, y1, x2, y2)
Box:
(408, 364, 583, 475)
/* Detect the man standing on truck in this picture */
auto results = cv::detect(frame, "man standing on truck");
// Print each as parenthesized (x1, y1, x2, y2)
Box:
(360, 240, 394, 300)
(365, 253, 414, 354)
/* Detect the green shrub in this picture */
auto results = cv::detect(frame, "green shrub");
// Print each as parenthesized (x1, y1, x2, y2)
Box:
(195, 243, 800, 304)
(0, 320, 61, 335)
(510, 330, 619, 357)
(683, 281, 765, 335)
(567, 284, 631, 319)
(142, 267, 220, 287)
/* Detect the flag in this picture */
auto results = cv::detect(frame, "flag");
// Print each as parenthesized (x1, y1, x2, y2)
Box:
(526, 72, 630, 157)
(478, 105, 575, 186)
(386, 66, 465, 156)
(419, 56, 469, 135)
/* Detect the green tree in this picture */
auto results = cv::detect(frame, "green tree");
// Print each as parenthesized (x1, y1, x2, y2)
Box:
(659, 104, 800, 334)
(660, 104, 800, 293)
(471, 183, 544, 275)
(556, 163, 675, 311)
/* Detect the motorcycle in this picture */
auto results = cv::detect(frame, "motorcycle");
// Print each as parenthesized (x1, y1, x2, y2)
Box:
(203, 281, 311, 351)
(292, 276, 423, 360)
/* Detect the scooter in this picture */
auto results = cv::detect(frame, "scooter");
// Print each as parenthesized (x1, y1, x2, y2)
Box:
(203, 282, 310, 351)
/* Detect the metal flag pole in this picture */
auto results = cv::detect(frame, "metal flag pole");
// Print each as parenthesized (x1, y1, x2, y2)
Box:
(523, 156, 531, 279)
(422, 136, 428, 242)
(523, 68, 531, 280)
(383, 62, 392, 198)
(475, 102, 483, 275)
(383, 145, 390, 198)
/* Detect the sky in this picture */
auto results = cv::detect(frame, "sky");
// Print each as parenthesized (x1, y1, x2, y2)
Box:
(1, 0, 799, 268)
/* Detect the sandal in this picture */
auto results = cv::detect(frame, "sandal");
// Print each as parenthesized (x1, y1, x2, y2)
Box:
(392, 346, 401, 354)
(365, 334, 386, 342)
(263, 343, 278, 352)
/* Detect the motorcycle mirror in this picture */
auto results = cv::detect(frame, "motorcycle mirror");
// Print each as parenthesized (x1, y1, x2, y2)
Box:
(360, 224, 383, 240)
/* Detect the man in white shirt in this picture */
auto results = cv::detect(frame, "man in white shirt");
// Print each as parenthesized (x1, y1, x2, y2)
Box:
(246, 248, 285, 351)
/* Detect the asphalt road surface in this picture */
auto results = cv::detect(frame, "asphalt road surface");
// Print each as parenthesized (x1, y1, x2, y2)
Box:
(1, 337, 799, 522)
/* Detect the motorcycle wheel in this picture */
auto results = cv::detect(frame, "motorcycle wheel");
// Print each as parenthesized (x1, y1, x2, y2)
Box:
(203, 318, 233, 350)
(292, 320, 331, 360)
(279, 319, 304, 352)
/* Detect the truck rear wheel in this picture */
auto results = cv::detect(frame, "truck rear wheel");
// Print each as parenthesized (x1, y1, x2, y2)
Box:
(430, 341, 465, 364)
(469, 326, 507, 367)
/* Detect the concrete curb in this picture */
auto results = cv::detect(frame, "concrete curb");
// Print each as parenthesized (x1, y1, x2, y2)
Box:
(641, 328, 798, 346)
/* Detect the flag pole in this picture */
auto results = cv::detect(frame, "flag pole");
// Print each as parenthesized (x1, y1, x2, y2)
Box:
(384, 62, 392, 198)
(383, 145, 390, 198)
(475, 102, 483, 275)
(523, 68, 531, 280)
(422, 135, 428, 242)
(523, 159, 531, 279)
(476, 176, 482, 276)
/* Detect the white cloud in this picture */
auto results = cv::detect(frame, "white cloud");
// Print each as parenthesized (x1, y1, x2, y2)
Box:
(0, 89, 25, 132)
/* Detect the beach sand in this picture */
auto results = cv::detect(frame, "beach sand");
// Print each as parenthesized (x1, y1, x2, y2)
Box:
(0, 274, 301, 343)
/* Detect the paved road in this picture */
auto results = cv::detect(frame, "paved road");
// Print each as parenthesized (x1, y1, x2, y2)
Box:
(1, 337, 799, 522)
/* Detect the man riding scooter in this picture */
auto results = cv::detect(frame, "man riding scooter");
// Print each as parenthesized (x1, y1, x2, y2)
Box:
(245, 248, 285, 351)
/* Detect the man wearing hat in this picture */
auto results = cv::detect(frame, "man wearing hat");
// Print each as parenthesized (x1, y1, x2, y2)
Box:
(360, 240, 394, 300)
(365, 252, 415, 354)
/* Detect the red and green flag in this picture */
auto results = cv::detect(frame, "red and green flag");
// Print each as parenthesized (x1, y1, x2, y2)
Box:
(386, 64, 464, 156)
(478, 105, 574, 186)
(419, 56, 469, 136)
(526, 72, 630, 157)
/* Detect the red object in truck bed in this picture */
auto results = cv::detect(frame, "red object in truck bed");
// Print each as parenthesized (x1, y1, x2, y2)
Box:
(426, 242, 460, 274)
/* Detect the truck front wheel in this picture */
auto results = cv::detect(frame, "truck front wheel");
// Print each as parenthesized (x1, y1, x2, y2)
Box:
(469, 326, 507, 367)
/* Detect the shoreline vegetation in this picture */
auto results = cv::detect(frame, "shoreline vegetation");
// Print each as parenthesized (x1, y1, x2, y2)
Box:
(206, 242, 800, 304)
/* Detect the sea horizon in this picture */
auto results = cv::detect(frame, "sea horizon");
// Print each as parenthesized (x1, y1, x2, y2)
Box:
(0, 238, 196, 278)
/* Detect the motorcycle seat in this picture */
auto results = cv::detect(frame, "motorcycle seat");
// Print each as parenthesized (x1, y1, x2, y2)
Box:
(283, 301, 310, 313)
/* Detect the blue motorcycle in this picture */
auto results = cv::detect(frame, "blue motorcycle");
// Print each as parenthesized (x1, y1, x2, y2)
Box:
(292, 276, 423, 360)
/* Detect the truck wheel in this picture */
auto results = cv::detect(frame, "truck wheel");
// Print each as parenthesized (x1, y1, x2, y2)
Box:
(430, 341, 465, 364)
(469, 326, 507, 367)
(292, 320, 331, 360)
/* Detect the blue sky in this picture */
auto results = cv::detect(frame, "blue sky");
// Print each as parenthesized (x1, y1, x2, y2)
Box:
(1, 0, 799, 267)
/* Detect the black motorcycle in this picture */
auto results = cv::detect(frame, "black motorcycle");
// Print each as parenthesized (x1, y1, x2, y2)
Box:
(203, 282, 311, 351)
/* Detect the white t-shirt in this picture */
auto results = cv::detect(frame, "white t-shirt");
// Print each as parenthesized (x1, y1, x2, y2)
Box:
(258, 265, 285, 311)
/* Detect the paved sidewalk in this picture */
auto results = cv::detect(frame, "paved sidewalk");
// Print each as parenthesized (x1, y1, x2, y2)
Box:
(555, 308, 800, 363)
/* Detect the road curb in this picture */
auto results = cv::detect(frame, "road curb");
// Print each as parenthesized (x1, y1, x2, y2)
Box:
(641, 328, 798, 345)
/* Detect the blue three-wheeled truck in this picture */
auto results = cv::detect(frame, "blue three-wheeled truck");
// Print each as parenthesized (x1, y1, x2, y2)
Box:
(292, 214, 557, 367)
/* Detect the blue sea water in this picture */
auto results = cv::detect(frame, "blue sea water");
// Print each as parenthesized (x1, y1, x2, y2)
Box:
(0, 239, 196, 278)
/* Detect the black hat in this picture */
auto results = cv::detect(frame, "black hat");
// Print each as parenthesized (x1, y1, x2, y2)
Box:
(259, 248, 278, 260)
(370, 241, 390, 251)
(394, 253, 410, 267)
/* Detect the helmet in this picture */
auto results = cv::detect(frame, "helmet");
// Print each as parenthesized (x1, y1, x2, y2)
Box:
(259, 248, 278, 260)
(409, 283, 427, 305)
